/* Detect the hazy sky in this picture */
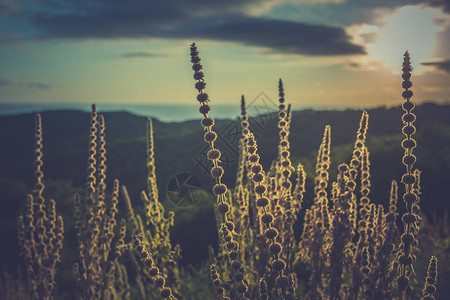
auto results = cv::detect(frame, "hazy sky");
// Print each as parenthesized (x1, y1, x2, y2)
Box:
(0, 0, 449, 109)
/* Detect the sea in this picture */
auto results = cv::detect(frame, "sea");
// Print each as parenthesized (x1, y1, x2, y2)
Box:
(0, 103, 245, 122)
(0, 102, 360, 122)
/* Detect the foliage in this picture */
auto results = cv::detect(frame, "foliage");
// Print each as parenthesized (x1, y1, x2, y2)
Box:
(3, 46, 449, 299)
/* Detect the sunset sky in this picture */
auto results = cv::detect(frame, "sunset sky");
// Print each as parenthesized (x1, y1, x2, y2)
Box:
(0, 0, 449, 109)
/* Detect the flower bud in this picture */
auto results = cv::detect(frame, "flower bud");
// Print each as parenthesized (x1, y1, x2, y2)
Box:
(265, 228, 278, 239)
(204, 131, 217, 143)
(217, 202, 230, 214)
(272, 259, 286, 271)
(213, 184, 227, 195)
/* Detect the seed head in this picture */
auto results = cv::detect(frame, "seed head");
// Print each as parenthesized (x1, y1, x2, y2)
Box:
(204, 131, 217, 143)
(217, 202, 230, 214)
(272, 259, 286, 271)
(213, 184, 227, 195)
(265, 228, 278, 239)
(160, 287, 172, 299)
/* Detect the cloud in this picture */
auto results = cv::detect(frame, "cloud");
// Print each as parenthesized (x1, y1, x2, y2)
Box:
(421, 60, 450, 73)
(170, 15, 365, 56)
(429, 0, 450, 13)
(28, 0, 274, 39)
(21, 0, 365, 56)
(121, 51, 170, 59)
(30, 8, 364, 56)
(17, 0, 450, 57)
(0, 78, 54, 89)
(0, 0, 15, 16)
(359, 32, 378, 43)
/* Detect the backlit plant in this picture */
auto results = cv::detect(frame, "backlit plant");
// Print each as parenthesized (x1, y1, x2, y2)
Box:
(14, 47, 442, 300)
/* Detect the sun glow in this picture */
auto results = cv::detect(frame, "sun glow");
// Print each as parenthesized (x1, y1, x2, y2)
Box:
(353, 6, 446, 73)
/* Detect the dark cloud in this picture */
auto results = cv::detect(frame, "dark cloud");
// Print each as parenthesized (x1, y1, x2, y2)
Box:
(0, 78, 54, 89)
(344, 0, 449, 13)
(28, 0, 272, 38)
(30, 6, 185, 38)
(121, 52, 170, 59)
(22, 0, 365, 56)
(0, 0, 15, 16)
(169, 15, 365, 56)
(0, 4, 11, 16)
(429, 0, 450, 13)
(421, 60, 450, 73)
(27, 0, 364, 55)
(265, 0, 435, 27)
(19, 0, 450, 57)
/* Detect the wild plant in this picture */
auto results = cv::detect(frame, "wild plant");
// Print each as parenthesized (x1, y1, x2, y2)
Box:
(396, 51, 422, 299)
(72, 105, 127, 299)
(190, 42, 250, 299)
(17, 114, 64, 300)
(188, 44, 439, 300)
(14, 45, 442, 300)
(131, 235, 177, 299)
(421, 256, 438, 300)
(124, 117, 181, 299)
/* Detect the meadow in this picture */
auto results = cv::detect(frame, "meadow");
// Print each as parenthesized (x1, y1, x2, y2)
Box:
(1, 45, 449, 299)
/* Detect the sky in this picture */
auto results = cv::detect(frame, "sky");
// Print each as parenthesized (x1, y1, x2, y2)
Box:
(0, 0, 449, 109)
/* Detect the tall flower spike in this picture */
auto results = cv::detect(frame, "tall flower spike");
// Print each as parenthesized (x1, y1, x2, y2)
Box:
(74, 106, 124, 299)
(86, 104, 98, 206)
(328, 160, 355, 300)
(286, 103, 292, 130)
(97, 115, 107, 202)
(314, 125, 331, 203)
(421, 256, 438, 300)
(147, 118, 156, 179)
(236, 95, 249, 188)
(293, 163, 306, 213)
(219, 223, 249, 298)
(146, 118, 159, 201)
(240, 95, 249, 141)
(348, 110, 369, 187)
(132, 237, 176, 299)
(18, 114, 64, 300)
(210, 264, 231, 299)
(241, 95, 251, 146)
(33, 114, 45, 205)
(278, 78, 286, 128)
(246, 133, 288, 292)
(386, 180, 399, 226)
(277, 79, 293, 193)
(361, 246, 373, 297)
(397, 51, 419, 296)
(190, 43, 229, 219)
(359, 145, 371, 222)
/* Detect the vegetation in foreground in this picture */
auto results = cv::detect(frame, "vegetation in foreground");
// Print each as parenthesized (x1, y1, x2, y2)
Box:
(1, 46, 449, 299)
